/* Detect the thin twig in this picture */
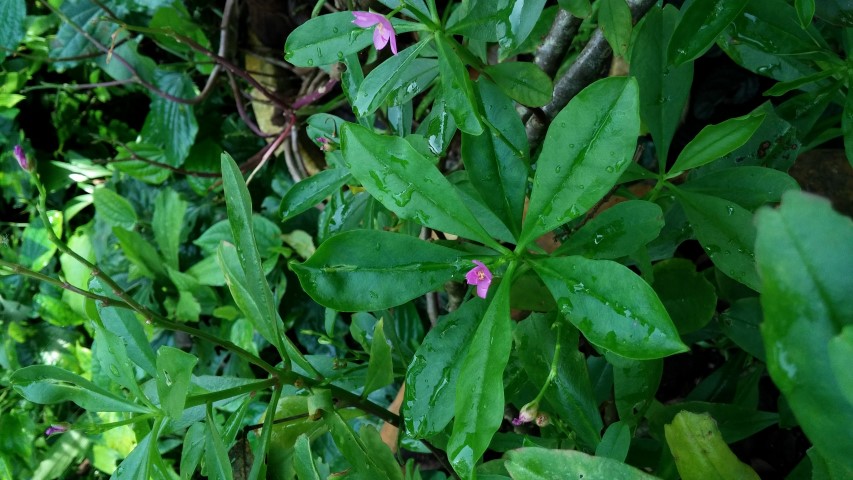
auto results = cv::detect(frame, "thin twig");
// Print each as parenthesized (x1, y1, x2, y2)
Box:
(21, 79, 134, 93)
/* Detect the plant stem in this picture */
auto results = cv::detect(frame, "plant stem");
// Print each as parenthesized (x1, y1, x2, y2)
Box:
(0, 259, 133, 309)
(185, 378, 278, 408)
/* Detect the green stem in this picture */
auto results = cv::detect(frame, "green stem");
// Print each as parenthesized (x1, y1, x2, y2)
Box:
(185, 378, 278, 408)
(534, 321, 562, 404)
(0, 259, 134, 309)
(77, 412, 158, 434)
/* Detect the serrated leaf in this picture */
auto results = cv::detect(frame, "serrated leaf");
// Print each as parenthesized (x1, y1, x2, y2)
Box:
(0, 0, 25, 62)
(153, 189, 187, 270)
(519, 77, 640, 248)
(140, 70, 198, 167)
(93, 188, 137, 230)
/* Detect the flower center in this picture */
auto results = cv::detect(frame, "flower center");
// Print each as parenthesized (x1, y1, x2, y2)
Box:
(476, 271, 485, 281)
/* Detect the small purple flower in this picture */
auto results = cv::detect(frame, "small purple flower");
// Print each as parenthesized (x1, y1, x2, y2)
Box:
(13, 145, 29, 171)
(45, 425, 67, 436)
(512, 401, 539, 426)
(465, 260, 493, 299)
(352, 11, 398, 55)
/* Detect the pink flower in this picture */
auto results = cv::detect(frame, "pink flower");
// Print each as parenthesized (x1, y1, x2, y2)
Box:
(45, 425, 67, 436)
(352, 11, 398, 55)
(511, 401, 539, 426)
(13, 145, 29, 170)
(465, 260, 493, 299)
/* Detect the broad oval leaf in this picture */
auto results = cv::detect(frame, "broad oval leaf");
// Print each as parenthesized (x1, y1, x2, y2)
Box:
(519, 76, 640, 248)
(755, 191, 853, 472)
(675, 189, 761, 291)
(505, 447, 659, 479)
(665, 411, 761, 480)
(447, 266, 515, 478)
(532, 256, 688, 359)
(553, 200, 664, 259)
(668, 112, 766, 177)
(599, 0, 633, 57)
(341, 123, 497, 247)
(93, 188, 137, 230)
(0, 0, 25, 62)
(280, 168, 352, 222)
(284, 12, 375, 67)
(668, 0, 751, 66)
(483, 62, 553, 107)
(140, 70, 199, 167)
(291, 229, 469, 311)
(404, 300, 484, 438)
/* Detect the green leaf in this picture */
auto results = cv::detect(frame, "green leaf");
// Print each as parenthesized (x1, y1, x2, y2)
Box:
(648, 401, 778, 443)
(403, 300, 484, 437)
(532, 256, 687, 360)
(293, 434, 322, 480)
(359, 424, 405, 480)
(505, 448, 658, 479)
(50, 0, 119, 68)
(651, 259, 717, 334)
(323, 410, 402, 479)
(218, 243, 279, 350)
(112, 227, 167, 279)
(220, 152, 284, 357)
(844, 88, 853, 168)
(829, 326, 853, 406)
(595, 421, 631, 461)
(292, 229, 466, 311)
(668, 113, 766, 177)
(205, 407, 234, 480)
(519, 77, 640, 248)
(436, 34, 483, 135)
(599, 0, 632, 57)
(114, 427, 160, 480)
(631, 5, 694, 162)
(483, 62, 553, 107)
(515, 314, 602, 448)
(497, 0, 548, 58)
(415, 93, 457, 155)
(97, 303, 158, 377)
(448, 171, 517, 244)
(668, 0, 751, 66)
(152, 189, 187, 270)
(156, 346, 197, 419)
(93, 188, 137, 230)
(664, 411, 761, 480)
(607, 354, 662, 426)
(559, 0, 592, 17)
(364, 318, 394, 395)
(764, 68, 839, 97)
(353, 41, 432, 117)
(92, 322, 149, 404)
(21, 211, 62, 272)
(279, 168, 352, 221)
(340, 123, 496, 247)
(719, 298, 766, 362)
(755, 191, 853, 473)
(682, 166, 800, 210)
(462, 79, 529, 239)
(140, 70, 198, 167)
(447, 266, 515, 478)
(180, 422, 205, 480)
(553, 200, 664, 259)
(445, 0, 506, 41)
(795, 0, 816, 26)
(0, 0, 25, 62)
(284, 12, 376, 67)
(11, 365, 150, 413)
(674, 190, 761, 291)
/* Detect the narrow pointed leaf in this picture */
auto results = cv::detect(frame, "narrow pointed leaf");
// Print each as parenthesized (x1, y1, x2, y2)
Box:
(11, 365, 150, 413)
(668, 113, 765, 177)
(668, 0, 750, 66)
(436, 34, 483, 135)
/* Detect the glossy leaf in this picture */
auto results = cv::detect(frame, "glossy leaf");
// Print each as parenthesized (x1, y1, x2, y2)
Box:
(519, 77, 640, 248)
(0, 0, 24, 62)
(675, 190, 761, 291)
(795, 0, 816, 25)
(156, 346, 197, 419)
(631, 5, 694, 161)
(462, 79, 529, 239)
(651, 259, 717, 334)
(93, 188, 137, 230)
(152, 189, 187, 270)
(595, 421, 631, 461)
(483, 62, 553, 107)
(323, 410, 402, 480)
(416, 92, 457, 156)
(553, 200, 664, 259)
(221, 152, 284, 356)
(668, 113, 766, 177)
(448, 171, 517, 244)
(755, 191, 853, 473)
(292, 229, 466, 311)
(497, 0, 548, 58)
(558, 0, 592, 17)
(364, 318, 394, 395)
(682, 166, 800, 210)
(112, 227, 166, 279)
(11, 365, 150, 413)
(352, 40, 430, 117)
(447, 266, 515, 478)
(664, 411, 760, 480)
(668, 0, 750, 66)
(436, 34, 483, 135)
(533, 256, 688, 360)
(403, 300, 484, 437)
(140, 70, 198, 167)
(284, 12, 375, 67)
(505, 448, 658, 479)
(280, 168, 351, 222)
(763, 68, 839, 97)
(515, 314, 602, 448)
(340, 123, 496, 247)
(599, 0, 632, 57)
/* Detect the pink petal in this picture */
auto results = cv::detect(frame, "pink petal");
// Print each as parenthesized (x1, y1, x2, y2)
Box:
(465, 268, 480, 285)
(476, 280, 490, 299)
(389, 32, 398, 54)
(373, 27, 389, 51)
(352, 11, 380, 28)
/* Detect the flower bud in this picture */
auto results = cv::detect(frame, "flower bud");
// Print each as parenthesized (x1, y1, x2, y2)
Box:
(13, 145, 29, 171)
(534, 412, 551, 427)
(512, 401, 539, 426)
(45, 424, 67, 436)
